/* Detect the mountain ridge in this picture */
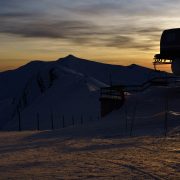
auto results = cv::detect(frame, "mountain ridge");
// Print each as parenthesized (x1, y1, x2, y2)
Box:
(1, 54, 153, 74)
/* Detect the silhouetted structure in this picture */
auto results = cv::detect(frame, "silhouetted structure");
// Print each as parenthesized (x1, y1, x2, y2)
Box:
(154, 28, 180, 75)
(100, 86, 125, 117)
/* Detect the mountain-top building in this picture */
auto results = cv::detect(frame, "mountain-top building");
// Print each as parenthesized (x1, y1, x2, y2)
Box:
(154, 28, 180, 75)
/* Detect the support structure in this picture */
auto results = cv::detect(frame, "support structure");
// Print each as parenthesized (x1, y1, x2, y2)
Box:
(153, 54, 172, 71)
(100, 86, 125, 117)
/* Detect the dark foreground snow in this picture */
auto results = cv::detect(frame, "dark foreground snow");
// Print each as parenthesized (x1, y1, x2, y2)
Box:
(0, 127, 179, 179)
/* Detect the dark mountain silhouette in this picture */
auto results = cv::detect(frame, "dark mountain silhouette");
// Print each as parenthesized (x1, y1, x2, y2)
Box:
(0, 55, 167, 130)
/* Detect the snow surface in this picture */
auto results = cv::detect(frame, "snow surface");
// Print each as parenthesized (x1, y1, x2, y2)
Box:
(0, 55, 175, 131)
(0, 55, 179, 179)
(0, 126, 179, 179)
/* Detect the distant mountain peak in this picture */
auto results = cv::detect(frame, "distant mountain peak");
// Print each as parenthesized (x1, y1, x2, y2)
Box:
(128, 63, 146, 69)
(57, 54, 80, 63)
(65, 54, 78, 59)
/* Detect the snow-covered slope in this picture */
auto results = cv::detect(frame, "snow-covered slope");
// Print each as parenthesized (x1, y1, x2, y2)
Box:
(58, 55, 166, 85)
(0, 55, 169, 130)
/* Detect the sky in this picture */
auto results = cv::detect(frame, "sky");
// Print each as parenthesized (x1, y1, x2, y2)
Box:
(0, 0, 180, 72)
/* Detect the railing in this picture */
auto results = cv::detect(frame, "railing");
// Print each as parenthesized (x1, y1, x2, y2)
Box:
(123, 76, 180, 92)
(100, 86, 125, 117)
(99, 76, 180, 117)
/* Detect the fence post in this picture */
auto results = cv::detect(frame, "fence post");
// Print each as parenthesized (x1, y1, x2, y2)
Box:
(130, 100, 137, 137)
(72, 116, 75, 126)
(37, 113, 40, 131)
(164, 97, 168, 137)
(17, 107, 21, 131)
(125, 104, 128, 133)
(97, 115, 100, 121)
(51, 111, 54, 130)
(62, 115, 65, 128)
(81, 115, 83, 125)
